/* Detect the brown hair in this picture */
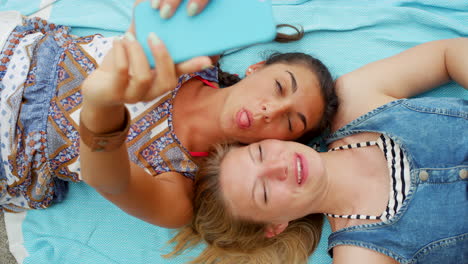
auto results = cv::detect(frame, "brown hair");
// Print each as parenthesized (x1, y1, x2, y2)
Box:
(165, 144, 324, 264)
(217, 24, 304, 87)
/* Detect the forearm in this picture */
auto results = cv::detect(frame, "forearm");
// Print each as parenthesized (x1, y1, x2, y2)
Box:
(80, 104, 193, 228)
(80, 103, 131, 194)
(349, 37, 468, 99)
(445, 37, 468, 89)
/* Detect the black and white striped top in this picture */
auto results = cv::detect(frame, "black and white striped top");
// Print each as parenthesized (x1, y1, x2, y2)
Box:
(326, 134, 411, 222)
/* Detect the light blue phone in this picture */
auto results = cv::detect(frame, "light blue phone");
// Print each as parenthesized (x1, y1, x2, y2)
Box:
(134, 0, 277, 67)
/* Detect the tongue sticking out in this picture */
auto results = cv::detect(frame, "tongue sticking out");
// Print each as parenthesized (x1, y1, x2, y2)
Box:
(239, 111, 250, 128)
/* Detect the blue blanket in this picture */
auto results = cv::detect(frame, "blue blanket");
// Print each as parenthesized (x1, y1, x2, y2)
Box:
(2, 0, 467, 263)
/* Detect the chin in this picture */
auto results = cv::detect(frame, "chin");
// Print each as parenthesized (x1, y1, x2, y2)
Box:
(237, 138, 256, 145)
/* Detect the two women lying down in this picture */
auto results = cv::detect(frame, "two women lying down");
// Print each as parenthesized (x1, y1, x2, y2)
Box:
(171, 38, 468, 264)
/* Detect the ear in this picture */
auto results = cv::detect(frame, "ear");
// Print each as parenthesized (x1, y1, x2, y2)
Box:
(209, 55, 221, 65)
(245, 61, 266, 76)
(264, 222, 289, 238)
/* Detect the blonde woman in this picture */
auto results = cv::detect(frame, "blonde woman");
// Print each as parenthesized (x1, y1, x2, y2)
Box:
(170, 38, 468, 263)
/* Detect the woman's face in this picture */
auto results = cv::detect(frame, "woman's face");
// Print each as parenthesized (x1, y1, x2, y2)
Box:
(219, 139, 327, 224)
(220, 63, 324, 144)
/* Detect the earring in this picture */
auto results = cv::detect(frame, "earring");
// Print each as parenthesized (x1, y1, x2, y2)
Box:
(247, 68, 253, 73)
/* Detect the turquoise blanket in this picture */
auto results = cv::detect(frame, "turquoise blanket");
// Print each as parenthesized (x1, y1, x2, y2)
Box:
(2, 0, 467, 263)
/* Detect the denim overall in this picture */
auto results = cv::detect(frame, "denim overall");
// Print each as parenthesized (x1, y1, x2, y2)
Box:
(326, 98, 467, 264)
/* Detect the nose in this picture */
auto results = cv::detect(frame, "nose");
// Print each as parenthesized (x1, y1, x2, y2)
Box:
(261, 101, 289, 123)
(260, 160, 288, 181)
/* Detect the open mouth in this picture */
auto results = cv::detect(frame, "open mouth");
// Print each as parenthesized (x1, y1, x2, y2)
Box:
(295, 153, 307, 185)
(236, 108, 252, 129)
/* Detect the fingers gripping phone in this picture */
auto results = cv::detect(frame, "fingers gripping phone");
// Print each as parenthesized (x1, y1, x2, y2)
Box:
(134, 0, 277, 67)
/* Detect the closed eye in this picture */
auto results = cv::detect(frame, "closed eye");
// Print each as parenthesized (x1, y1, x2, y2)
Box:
(258, 144, 263, 162)
(275, 80, 284, 95)
(263, 181, 268, 204)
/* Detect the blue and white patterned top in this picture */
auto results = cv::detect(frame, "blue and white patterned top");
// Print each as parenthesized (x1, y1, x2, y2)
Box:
(0, 16, 218, 212)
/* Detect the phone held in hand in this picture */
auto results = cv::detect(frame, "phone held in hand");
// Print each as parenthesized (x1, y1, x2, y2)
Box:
(134, 0, 277, 67)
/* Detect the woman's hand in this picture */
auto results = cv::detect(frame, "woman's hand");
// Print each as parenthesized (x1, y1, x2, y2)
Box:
(81, 32, 212, 108)
(130, 0, 211, 34)
(151, 0, 211, 18)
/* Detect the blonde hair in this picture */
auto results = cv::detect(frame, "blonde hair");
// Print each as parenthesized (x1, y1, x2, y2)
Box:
(165, 144, 324, 264)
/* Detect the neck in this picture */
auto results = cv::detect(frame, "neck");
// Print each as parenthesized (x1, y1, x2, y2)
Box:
(308, 151, 372, 216)
(174, 84, 233, 152)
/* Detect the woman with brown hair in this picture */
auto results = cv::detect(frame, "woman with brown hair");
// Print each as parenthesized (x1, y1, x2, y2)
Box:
(0, 1, 337, 230)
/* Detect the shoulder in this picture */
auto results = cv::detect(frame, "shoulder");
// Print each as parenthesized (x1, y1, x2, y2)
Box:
(333, 75, 396, 129)
(332, 245, 399, 264)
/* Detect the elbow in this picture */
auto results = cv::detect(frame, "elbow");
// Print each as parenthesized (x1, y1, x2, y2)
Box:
(149, 207, 193, 229)
(82, 175, 129, 195)
(157, 213, 193, 229)
(445, 38, 468, 89)
(158, 221, 189, 229)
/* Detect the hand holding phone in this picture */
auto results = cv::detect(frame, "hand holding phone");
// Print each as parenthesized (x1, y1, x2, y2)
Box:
(134, 0, 277, 67)
(151, 0, 211, 18)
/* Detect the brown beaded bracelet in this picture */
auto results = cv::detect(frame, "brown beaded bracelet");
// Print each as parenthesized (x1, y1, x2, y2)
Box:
(79, 107, 131, 152)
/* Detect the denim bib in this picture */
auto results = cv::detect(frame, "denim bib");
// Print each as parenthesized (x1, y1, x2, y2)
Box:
(326, 98, 467, 263)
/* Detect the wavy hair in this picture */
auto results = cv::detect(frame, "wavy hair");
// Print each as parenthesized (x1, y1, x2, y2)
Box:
(165, 144, 324, 264)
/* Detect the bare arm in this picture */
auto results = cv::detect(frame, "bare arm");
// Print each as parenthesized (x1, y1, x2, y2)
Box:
(79, 96, 194, 228)
(334, 38, 468, 127)
(80, 144, 194, 228)
(79, 102, 194, 227)
(79, 27, 209, 228)
(339, 38, 468, 99)
(333, 245, 399, 264)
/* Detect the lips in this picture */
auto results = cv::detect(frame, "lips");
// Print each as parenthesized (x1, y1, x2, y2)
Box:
(295, 153, 308, 185)
(236, 108, 252, 129)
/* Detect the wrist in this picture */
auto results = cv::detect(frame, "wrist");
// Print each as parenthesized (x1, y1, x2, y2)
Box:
(80, 103, 127, 134)
(80, 106, 131, 152)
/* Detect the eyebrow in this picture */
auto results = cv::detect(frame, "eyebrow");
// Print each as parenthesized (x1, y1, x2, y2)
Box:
(286, 70, 297, 93)
(286, 70, 307, 131)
